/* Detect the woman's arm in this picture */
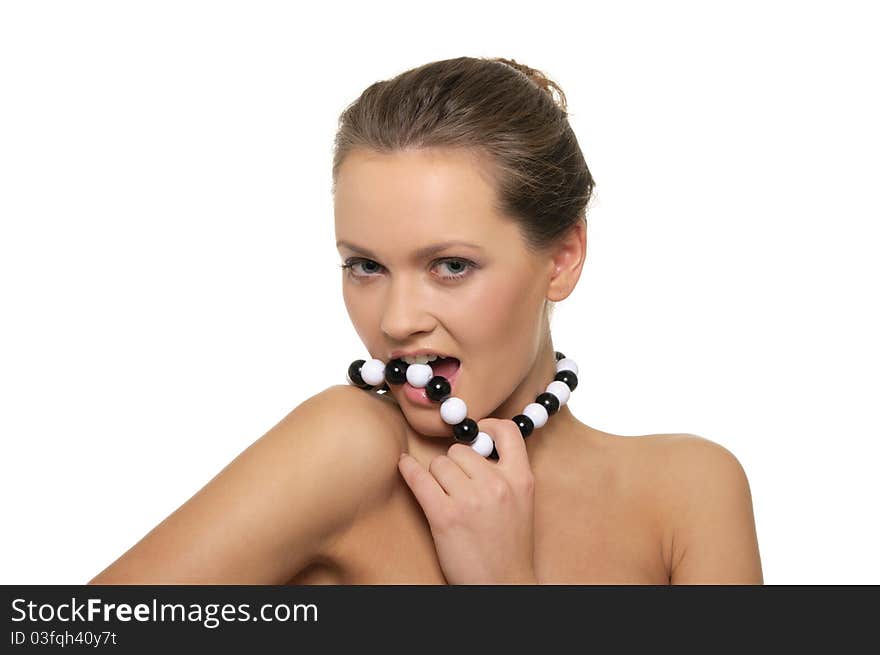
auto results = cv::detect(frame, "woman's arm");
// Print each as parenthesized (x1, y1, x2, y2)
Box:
(661, 435, 764, 584)
(87, 385, 404, 584)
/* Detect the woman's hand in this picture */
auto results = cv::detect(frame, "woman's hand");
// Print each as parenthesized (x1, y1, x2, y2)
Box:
(397, 418, 539, 585)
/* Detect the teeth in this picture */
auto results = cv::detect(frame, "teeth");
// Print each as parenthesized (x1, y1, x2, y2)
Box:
(401, 354, 441, 365)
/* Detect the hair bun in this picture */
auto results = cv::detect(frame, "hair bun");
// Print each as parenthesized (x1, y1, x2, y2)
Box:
(491, 57, 568, 114)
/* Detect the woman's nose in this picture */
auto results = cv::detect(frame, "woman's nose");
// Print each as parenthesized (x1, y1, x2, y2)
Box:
(379, 276, 435, 339)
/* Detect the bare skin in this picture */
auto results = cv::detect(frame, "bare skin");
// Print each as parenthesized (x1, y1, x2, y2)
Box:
(86, 381, 762, 585)
(287, 390, 662, 584)
(286, 389, 763, 585)
(88, 145, 762, 585)
(327, 145, 761, 584)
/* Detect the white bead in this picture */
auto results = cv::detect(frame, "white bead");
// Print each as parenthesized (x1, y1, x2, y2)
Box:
(523, 402, 549, 429)
(405, 363, 434, 387)
(440, 397, 468, 425)
(556, 357, 578, 375)
(360, 358, 386, 386)
(546, 380, 571, 406)
(470, 431, 495, 457)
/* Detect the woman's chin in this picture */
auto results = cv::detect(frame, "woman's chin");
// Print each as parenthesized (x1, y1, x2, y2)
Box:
(389, 399, 459, 439)
(396, 409, 451, 437)
(392, 364, 464, 434)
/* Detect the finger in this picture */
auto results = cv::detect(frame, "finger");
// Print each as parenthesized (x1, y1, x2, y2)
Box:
(479, 418, 530, 472)
(428, 453, 472, 496)
(398, 453, 452, 517)
(446, 441, 493, 480)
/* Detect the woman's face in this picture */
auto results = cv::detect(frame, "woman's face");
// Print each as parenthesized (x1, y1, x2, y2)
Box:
(334, 146, 561, 437)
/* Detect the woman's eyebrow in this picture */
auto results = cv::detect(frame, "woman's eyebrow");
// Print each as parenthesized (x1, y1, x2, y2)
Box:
(336, 240, 483, 260)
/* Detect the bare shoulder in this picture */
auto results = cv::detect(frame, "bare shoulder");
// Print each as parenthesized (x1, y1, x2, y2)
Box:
(606, 431, 747, 475)
(290, 384, 407, 490)
(622, 432, 763, 584)
(87, 384, 408, 584)
(290, 385, 409, 558)
(300, 384, 406, 443)
(633, 432, 751, 496)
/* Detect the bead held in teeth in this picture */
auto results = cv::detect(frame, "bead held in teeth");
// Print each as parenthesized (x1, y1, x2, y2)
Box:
(405, 363, 434, 388)
(384, 358, 409, 385)
(346, 351, 580, 460)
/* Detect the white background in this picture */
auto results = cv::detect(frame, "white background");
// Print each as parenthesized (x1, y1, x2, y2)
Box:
(1, 1, 877, 584)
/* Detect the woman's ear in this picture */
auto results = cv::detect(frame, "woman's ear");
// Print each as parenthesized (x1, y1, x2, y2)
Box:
(546, 219, 587, 302)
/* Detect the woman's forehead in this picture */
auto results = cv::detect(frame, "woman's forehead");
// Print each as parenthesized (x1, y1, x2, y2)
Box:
(334, 148, 523, 257)
(335, 147, 499, 217)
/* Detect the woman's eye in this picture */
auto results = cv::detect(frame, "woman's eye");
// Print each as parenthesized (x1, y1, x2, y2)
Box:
(339, 257, 477, 281)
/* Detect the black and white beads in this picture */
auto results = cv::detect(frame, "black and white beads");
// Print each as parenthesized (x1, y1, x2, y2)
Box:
(346, 350, 579, 460)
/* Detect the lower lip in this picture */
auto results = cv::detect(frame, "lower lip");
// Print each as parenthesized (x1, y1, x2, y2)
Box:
(402, 364, 462, 407)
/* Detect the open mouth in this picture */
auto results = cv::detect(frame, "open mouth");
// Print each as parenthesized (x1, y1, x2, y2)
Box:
(401, 356, 462, 405)
(425, 356, 460, 379)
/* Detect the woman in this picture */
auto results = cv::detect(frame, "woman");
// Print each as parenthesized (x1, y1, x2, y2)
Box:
(88, 56, 763, 585)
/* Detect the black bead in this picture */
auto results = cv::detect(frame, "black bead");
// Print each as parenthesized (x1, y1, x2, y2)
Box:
(347, 359, 372, 389)
(425, 375, 451, 402)
(536, 392, 560, 415)
(452, 417, 479, 443)
(554, 369, 578, 391)
(384, 358, 408, 385)
(512, 414, 534, 438)
(555, 351, 566, 361)
(488, 445, 499, 460)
